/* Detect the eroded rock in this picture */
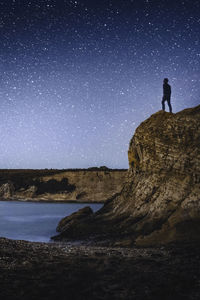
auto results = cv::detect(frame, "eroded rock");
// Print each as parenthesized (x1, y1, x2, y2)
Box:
(0, 170, 127, 202)
(0, 182, 15, 198)
(52, 206, 95, 240)
(53, 105, 200, 246)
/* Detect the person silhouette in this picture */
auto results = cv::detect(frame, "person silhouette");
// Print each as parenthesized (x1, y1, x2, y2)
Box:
(162, 78, 172, 113)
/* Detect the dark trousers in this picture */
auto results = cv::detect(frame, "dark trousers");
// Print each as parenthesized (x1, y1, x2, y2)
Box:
(162, 96, 172, 113)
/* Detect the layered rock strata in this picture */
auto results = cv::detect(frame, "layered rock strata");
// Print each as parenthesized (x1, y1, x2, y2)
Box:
(0, 170, 127, 202)
(53, 105, 200, 245)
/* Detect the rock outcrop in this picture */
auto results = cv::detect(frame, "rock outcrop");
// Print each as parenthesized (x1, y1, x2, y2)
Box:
(0, 182, 15, 199)
(52, 206, 94, 240)
(53, 105, 200, 246)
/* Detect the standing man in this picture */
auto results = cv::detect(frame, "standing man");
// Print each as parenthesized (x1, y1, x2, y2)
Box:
(162, 78, 172, 113)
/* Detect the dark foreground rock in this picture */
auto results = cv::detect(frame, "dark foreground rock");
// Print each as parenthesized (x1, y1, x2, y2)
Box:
(52, 206, 94, 240)
(53, 106, 200, 246)
(1, 237, 200, 300)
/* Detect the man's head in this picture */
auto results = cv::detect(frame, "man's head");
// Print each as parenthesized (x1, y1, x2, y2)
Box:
(164, 78, 169, 83)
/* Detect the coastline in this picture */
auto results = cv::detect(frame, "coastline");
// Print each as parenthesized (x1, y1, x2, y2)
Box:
(0, 169, 127, 203)
(1, 106, 199, 298)
(0, 198, 105, 204)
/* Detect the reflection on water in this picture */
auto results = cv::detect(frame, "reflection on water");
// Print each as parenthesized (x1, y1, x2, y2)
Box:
(0, 201, 102, 243)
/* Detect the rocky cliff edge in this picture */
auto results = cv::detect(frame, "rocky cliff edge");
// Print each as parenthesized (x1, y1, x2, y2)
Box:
(53, 105, 200, 246)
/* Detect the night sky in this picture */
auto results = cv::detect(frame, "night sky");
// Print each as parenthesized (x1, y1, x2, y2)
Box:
(0, 0, 199, 169)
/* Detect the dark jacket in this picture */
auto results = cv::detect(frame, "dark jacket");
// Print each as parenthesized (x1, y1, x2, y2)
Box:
(163, 83, 171, 98)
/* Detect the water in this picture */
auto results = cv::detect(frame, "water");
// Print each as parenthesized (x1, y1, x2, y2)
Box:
(0, 201, 102, 243)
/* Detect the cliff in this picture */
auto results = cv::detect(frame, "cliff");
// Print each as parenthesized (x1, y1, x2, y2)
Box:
(0, 169, 127, 203)
(53, 105, 200, 246)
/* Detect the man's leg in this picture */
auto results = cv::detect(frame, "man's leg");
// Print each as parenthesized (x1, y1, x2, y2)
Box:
(162, 97, 165, 111)
(167, 99, 172, 113)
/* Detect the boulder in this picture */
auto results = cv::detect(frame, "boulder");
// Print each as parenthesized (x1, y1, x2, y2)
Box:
(52, 206, 94, 240)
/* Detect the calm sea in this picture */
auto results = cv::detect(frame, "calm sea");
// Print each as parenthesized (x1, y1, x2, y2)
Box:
(0, 201, 102, 242)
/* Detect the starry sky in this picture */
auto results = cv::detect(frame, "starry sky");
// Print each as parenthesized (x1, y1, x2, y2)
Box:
(0, 0, 199, 169)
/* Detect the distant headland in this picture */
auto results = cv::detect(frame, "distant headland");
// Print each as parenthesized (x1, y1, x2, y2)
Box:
(0, 167, 127, 203)
(53, 105, 200, 246)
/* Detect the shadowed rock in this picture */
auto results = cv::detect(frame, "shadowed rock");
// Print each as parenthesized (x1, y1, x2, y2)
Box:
(52, 206, 94, 240)
(53, 105, 200, 246)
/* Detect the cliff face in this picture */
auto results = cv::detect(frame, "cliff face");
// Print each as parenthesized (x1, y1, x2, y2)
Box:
(53, 106, 200, 246)
(0, 170, 127, 203)
(38, 170, 127, 202)
(114, 105, 200, 245)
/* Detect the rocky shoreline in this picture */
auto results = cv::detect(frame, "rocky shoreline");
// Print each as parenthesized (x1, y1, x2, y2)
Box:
(1, 106, 199, 299)
(0, 198, 104, 204)
(53, 106, 200, 246)
(1, 237, 200, 299)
